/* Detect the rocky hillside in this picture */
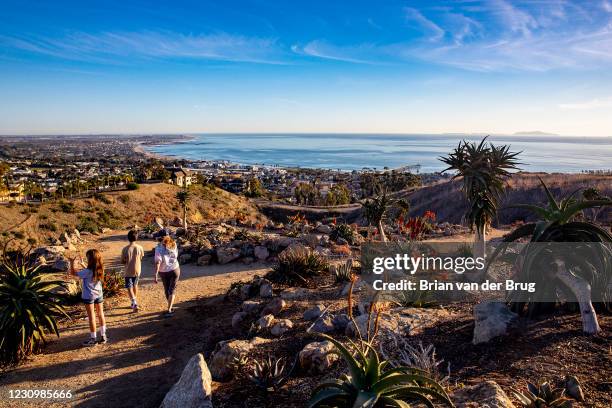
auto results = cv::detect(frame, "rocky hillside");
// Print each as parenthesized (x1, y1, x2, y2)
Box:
(1, 183, 267, 247)
(408, 172, 612, 226)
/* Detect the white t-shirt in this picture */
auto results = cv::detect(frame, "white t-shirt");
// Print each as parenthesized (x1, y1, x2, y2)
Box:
(154, 244, 179, 273)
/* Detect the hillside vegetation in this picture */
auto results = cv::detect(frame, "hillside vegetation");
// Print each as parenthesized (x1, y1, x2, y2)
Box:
(408, 172, 612, 226)
(1, 183, 267, 246)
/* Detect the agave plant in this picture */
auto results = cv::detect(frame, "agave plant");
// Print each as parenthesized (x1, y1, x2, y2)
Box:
(331, 258, 354, 284)
(309, 334, 454, 408)
(247, 355, 292, 392)
(439, 137, 521, 273)
(266, 245, 329, 286)
(0, 260, 68, 365)
(513, 381, 573, 408)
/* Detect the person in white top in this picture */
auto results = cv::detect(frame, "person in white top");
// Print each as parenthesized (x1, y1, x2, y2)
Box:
(154, 230, 180, 317)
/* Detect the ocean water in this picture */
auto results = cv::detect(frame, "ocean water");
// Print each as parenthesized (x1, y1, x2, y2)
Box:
(147, 134, 612, 173)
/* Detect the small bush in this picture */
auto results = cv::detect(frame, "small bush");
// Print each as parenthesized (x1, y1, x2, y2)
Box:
(77, 216, 100, 233)
(102, 268, 123, 297)
(266, 245, 329, 286)
(58, 201, 76, 214)
(118, 194, 130, 204)
(93, 192, 112, 204)
(330, 223, 356, 244)
(39, 222, 58, 232)
(126, 182, 139, 191)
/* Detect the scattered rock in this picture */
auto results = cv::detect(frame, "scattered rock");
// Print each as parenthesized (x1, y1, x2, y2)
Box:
(254, 245, 269, 261)
(280, 287, 310, 300)
(231, 311, 249, 330)
(259, 281, 273, 298)
(261, 298, 286, 316)
(315, 224, 332, 234)
(216, 247, 241, 264)
(452, 381, 515, 408)
(101, 227, 111, 234)
(52, 257, 70, 272)
(565, 375, 584, 401)
(240, 284, 253, 300)
(179, 253, 192, 264)
(341, 280, 368, 296)
(241, 300, 261, 314)
(302, 233, 321, 248)
(257, 314, 275, 329)
(345, 314, 398, 338)
(303, 304, 326, 321)
(310, 315, 335, 334)
(472, 301, 518, 345)
(160, 353, 212, 408)
(299, 341, 338, 374)
(197, 254, 212, 266)
(332, 314, 350, 331)
(270, 319, 293, 336)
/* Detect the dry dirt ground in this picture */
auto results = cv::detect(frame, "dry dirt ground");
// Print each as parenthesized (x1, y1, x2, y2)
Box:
(0, 230, 270, 408)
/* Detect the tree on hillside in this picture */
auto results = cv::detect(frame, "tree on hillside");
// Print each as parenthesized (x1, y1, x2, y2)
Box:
(439, 136, 521, 274)
(175, 189, 190, 229)
(362, 191, 391, 242)
(244, 177, 265, 198)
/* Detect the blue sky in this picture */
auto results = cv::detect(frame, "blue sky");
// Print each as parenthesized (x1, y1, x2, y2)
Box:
(1, 0, 612, 136)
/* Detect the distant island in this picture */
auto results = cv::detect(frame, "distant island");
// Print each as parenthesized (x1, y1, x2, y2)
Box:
(513, 130, 559, 136)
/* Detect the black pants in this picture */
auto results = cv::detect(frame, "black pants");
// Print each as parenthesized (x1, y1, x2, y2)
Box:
(159, 268, 180, 299)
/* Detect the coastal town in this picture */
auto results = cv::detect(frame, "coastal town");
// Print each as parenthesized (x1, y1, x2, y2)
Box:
(0, 135, 427, 205)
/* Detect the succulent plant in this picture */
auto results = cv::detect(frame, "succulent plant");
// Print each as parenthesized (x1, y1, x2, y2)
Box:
(266, 245, 329, 286)
(513, 381, 573, 408)
(247, 355, 292, 392)
(331, 258, 354, 283)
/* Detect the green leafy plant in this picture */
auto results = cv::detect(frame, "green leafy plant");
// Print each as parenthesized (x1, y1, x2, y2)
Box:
(309, 333, 454, 408)
(0, 258, 68, 365)
(513, 381, 573, 408)
(490, 178, 612, 332)
(331, 258, 354, 283)
(330, 224, 357, 245)
(362, 192, 391, 242)
(266, 245, 329, 286)
(247, 355, 293, 392)
(392, 288, 436, 308)
(126, 182, 139, 191)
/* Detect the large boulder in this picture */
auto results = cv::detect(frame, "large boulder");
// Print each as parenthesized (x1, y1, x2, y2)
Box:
(241, 300, 262, 314)
(209, 339, 257, 380)
(472, 302, 518, 345)
(197, 255, 212, 266)
(216, 247, 241, 264)
(160, 353, 212, 408)
(452, 381, 515, 408)
(299, 341, 338, 374)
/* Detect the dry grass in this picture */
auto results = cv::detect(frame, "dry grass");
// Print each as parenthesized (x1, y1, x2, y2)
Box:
(408, 172, 612, 226)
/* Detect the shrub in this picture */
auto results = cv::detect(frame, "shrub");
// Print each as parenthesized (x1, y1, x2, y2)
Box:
(266, 245, 329, 286)
(310, 334, 453, 408)
(39, 222, 58, 232)
(0, 260, 67, 365)
(379, 336, 449, 384)
(126, 182, 139, 191)
(330, 258, 354, 283)
(102, 268, 123, 297)
(58, 201, 76, 213)
(118, 194, 130, 204)
(93, 192, 112, 204)
(330, 223, 356, 244)
(77, 216, 100, 233)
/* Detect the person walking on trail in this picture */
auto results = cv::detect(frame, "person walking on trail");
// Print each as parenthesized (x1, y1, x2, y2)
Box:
(121, 229, 144, 312)
(154, 230, 180, 317)
(69, 249, 108, 346)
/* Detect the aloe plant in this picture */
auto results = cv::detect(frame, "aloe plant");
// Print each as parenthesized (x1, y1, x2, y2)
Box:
(247, 355, 294, 392)
(309, 333, 454, 408)
(513, 381, 573, 408)
(0, 260, 68, 364)
(492, 178, 612, 333)
(362, 192, 391, 242)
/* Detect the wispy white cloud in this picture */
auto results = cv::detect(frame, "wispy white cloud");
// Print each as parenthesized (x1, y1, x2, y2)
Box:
(603, 1, 612, 13)
(559, 97, 612, 110)
(291, 41, 380, 64)
(404, 7, 445, 41)
(0, 31, 285, 64)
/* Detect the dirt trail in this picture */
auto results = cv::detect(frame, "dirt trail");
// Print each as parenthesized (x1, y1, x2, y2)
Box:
(0, 231, 270, 408)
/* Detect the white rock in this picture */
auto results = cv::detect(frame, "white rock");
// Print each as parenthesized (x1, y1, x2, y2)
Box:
(160, 353, 212, 408)
(303, 304, 326, 321)
(261, 298, 286, 316)
(257, 314, 275, 329)
(452, 380, 515, 408)
(209, 339, 255, 380)
(299, 341, 338, 374)
(270, 319, 293, 336)
(472, 301, 518, 345)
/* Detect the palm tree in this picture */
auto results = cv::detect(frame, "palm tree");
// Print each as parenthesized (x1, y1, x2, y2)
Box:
(491, 178, 611, 334)
(439, 137, 521, 272)
(175, 189, 190, 229)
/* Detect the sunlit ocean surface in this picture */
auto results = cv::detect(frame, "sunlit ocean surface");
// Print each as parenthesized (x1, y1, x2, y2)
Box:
(147, 134, 612, 173)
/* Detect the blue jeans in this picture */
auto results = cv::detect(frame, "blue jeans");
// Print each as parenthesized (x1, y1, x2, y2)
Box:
(82, 296, 103, 304)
